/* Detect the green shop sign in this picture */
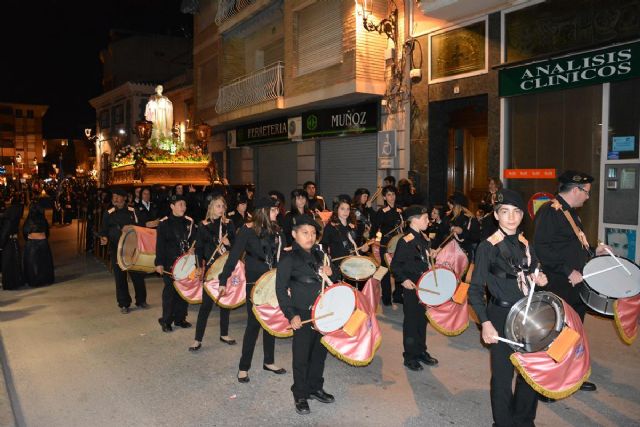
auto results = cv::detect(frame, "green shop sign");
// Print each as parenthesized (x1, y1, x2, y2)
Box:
(499, 41, 640, 97)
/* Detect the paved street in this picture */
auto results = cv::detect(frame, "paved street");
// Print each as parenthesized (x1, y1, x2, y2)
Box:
(1, 223, 639, 427)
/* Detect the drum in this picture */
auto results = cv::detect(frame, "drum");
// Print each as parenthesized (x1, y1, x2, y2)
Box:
(580, 255, 640, 316)
(116, 225, 157, 273)
(311, 284, 356, 334)
(384, 233, 404, 267)
(504, 291, 565, 353)
(205, 253, 228, 282)
(172, 254, 198, 281)
(204, 253, 247, 309)
(416, 266, 457, 307)
(340, 256, 378, 282)
(251, 269, 279, 307)
(251, 269, 293, 337)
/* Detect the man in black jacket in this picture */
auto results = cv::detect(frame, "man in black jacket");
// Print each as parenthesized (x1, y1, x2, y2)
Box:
(100, 189, 147, 313)
(135, 187, 160, 228)
(276, 215, 340, 415)
(154, 194, 196, 332)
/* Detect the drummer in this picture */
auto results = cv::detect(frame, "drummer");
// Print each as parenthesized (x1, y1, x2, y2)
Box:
(227, 193, 252, 229)
(320, 194, 369, 289)
(154, 194, 196, 332)
(218, 196, 287, 383)
(446, 192, 481, 263)
(304, 181, 326, 212)
(189, 194, 237, 352)
(426, 205, 448, 248)
(389, 205, 438, 371)
(352, 188, 374, 239)
(468, 188, 548, 427)
(283, 189, 314, 247)
(99, 188, 147, 314)
(533, 170, 612, 394)
(276, 214, 341, 415)
(371, 185, 403, 305)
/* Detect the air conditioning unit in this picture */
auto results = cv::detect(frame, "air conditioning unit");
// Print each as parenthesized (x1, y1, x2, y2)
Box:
(227, 130, 237, 148)
(288, 116, 302, 141)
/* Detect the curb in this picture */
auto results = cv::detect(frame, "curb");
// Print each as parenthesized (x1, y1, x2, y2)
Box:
(0, 334, 17, 427)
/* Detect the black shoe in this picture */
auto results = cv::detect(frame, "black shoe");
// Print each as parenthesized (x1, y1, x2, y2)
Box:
(136, 302, 149, 309)
(382, 299, 392, 306)
(237, 371, 250, 383)
(403, 360, 423, 371)
(158, 318, 172, 332)
(188, 342, 202, 352)
(174, 320, 192, 328)
(418, 352, 439, 366)
(220, 336, 237, 345)
(538, 394, 556, 403)
(295, 398, 310, 415)
(309, 389, 335, 403)
(263, 365, 287, 374)
(392, 296, 404, 304)
(120, 306, 130, 314)
(580, 381, 597, 392)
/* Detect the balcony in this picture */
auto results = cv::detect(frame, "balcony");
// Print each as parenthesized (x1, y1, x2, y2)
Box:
(215, 0, 256, 26)
(215, 62, 284, 114)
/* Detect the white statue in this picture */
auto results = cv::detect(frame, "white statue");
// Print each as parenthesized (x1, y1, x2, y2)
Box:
(144, 85, 173, 141)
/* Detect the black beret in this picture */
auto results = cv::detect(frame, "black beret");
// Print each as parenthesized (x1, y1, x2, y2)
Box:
(169, 194, 186, 204)
(404, 205, 429, 220)
(333, 194, 351, 205)
(558, 170, 594, 185)
(354, 188, 370, 198)
(112, 188, 128, 197)
(236, 193, 248, 204)
(291, 189, 308, 199)
(254, 196, 278, 209)
(494, 188, 525, 212)
(448, 191, 468, 207)
(291, 214, 321, 232)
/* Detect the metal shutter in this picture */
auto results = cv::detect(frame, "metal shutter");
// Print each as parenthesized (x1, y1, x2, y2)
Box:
(228, 149, 243, 185)
(297, 0, 343, 76)
(318, 135, 377, 208)
(255, 143, 297, 205)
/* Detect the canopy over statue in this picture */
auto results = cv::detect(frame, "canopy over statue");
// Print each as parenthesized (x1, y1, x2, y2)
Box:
(144, 85, 173, 141)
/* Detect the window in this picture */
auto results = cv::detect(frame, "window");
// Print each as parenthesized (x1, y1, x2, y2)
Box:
(0, 139, 13, 148)
(296, 0, 343, 76)
(609, 79, 640, 160)
(15, 109, 23, 118)
(0, 124, 14, 132)
(99, 110, 110, 128)
(26, 110, 34, 118)
(0, 106, 13, 115)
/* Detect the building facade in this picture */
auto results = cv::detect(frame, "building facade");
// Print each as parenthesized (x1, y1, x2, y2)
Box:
(0, 102, 48, 179)
(194, 0, 410, 206)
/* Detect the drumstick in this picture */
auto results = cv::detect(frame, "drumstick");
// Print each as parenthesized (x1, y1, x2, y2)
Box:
(493, 336, 525, 348)
(417, 287, 441, 296)
(436, 232, 456, 250)
(162, 271, 174, 278)
(603, 247, 631, 276)
(522, 268, 538, 325)
(582, 263, 623, 279)
(287, 312, 335, 330)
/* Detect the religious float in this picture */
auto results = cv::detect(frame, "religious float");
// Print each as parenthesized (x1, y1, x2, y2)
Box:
(109, 85, 218, 186)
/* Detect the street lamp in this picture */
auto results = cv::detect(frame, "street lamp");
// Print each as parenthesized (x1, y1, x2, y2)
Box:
(356, 0, 398, 40)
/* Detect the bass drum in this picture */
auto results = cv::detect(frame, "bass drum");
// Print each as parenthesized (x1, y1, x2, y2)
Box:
(117, 225, 157, 273)
(504, 291, 564, 353)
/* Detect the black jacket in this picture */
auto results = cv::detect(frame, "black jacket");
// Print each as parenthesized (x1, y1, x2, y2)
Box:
(276, 242, 341, 321)
(135, 201, 159, 227)
(390, 228, 431, 284)
(99, 205, 139, 252)
(195, 217, 236, 266)
(371, 205, 403, 246)
(154, 214, 196, 268)
(320, 221, 363, 259)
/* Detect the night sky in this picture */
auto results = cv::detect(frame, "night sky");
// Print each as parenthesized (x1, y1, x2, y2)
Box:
(1, 0, 193, 139)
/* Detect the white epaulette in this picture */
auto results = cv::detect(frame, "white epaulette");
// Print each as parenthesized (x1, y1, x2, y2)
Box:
(107, 207, 115, 214)
(159, 216, 168, 222)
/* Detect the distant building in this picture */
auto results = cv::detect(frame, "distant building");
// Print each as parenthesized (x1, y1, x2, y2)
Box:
(0, 102, 48, 177)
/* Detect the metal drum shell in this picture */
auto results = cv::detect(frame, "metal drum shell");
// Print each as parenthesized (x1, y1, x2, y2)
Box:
(504, 291, 565, 353)
(580, 255, 640, 316)
(116, 225, 157, 273)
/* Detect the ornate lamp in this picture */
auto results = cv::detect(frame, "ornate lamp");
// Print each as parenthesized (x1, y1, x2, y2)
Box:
(195, 122, 212, 151)
(135, 120, 153, 144)
(356, 0, 398, 41)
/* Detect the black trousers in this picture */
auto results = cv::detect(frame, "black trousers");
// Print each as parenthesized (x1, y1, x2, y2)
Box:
(239, 286, 275, 371)
(291, 311, 328, 400)
(161, 275, 188, 324)
(194, 289, 230, 341)
(402, 286, 427, 362)
(546, 273, 587, 321)
(111, 256, 146, 307)
(488, 303, 538, 427)
(380, 247, 403, 303)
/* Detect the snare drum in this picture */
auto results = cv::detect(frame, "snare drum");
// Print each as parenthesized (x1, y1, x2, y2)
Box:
(340, 256, 378, 282)
(251, 269, 293, 337)
(204, 253, 247, 309)
(504, 291, 564, 353)
(416, 266, 457, 307)
(172, 253, 198, 281)
(251, 269, 279, 307)
(384, 233, 404, 267)
(580, 255, 640, 316)
(117, 225, 157, 273)
(311, 284, 356, 334)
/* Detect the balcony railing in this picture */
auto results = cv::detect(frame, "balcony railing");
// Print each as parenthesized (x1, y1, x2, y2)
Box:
(215, 0, 256, 26)
(215, 62, 284, 114)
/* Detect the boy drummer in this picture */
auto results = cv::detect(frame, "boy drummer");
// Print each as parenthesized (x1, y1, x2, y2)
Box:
(390, 205, 439, 371)
(276, 215, 341, 415)
(468, 189, 548, 427)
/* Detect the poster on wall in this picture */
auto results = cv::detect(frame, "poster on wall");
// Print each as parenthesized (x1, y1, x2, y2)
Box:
(605, 227, 637, 262)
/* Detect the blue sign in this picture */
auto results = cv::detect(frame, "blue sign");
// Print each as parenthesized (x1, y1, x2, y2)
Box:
(612, 136, 635, 152)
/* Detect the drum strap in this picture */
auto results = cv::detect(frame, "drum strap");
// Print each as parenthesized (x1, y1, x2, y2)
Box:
(495, 233, 532, 295)
(560, 208, 591, 252)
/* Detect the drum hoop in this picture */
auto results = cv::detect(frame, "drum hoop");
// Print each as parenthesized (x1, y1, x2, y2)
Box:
(505, 291, 565, 352)
(583, 255, 640, 298)
(340, 256, 378, 280)
(417, 265, 457, 283)
(311, 283, 355, 333)
(171, 253, 196, 278)
(117, 226, 138, 269)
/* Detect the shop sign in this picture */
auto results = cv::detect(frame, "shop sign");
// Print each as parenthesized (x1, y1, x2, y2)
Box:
(302, 103, 378, 137)
(503, 169, 556, 179)
(499, 42, 640, 97)
(236, 118, 289, 146)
